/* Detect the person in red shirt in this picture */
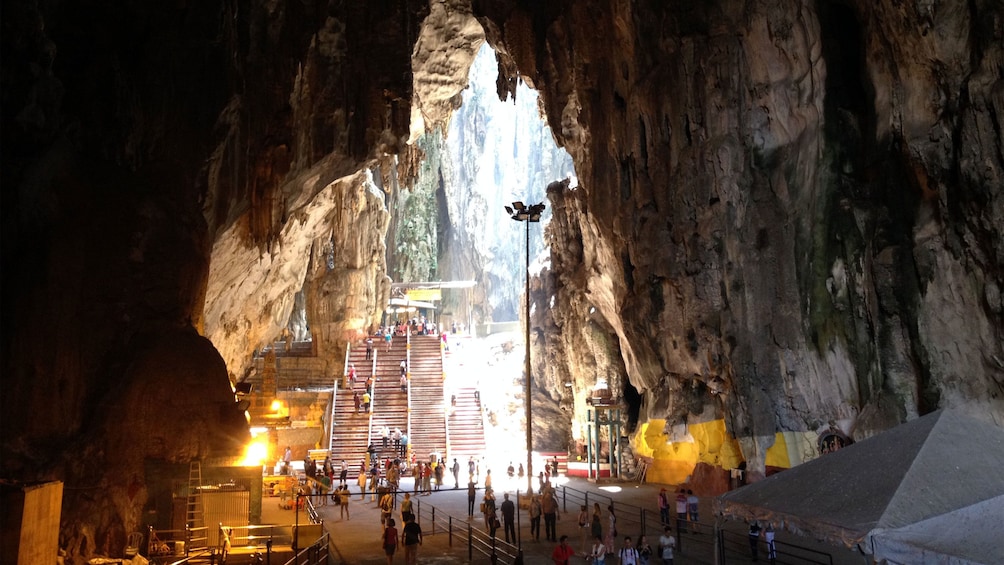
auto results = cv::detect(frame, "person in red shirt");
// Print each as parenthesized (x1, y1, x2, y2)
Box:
(551, 535, 576, 565)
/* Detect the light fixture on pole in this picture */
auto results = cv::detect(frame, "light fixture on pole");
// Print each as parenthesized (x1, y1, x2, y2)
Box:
(505, 200, 545, 501)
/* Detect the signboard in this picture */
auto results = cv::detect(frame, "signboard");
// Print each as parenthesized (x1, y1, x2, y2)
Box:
(406, 289, 441, 301)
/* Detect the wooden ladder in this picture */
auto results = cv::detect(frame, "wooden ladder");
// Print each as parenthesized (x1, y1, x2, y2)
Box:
(186, 461, 207, 549)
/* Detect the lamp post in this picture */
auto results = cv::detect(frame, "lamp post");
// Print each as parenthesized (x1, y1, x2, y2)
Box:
(505, 200, 545, 500)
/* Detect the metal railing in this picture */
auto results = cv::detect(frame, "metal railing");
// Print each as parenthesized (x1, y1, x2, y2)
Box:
(717, 528, 833, 565)
(393, 489, 523, 564)
(557, 484, 836, 564)
(282, 531, 331, 565)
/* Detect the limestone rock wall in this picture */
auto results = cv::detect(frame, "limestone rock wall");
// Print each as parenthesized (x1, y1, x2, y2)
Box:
(475, 0, 1004, 473)
(2, 0, 426, 560)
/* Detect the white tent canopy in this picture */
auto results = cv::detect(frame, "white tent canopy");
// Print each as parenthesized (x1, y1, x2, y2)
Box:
(714, 410, 1004, 564)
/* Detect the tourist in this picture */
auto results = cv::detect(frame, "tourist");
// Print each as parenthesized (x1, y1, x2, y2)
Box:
(400, 493, 413, 523)
(675, 489, 688, 533)
(483, 490, 499, 540)
(636, 534, 653, 565)
(380, 425, 390, 450)
(422, 462, 433, 494)
(357, 463, 368, 500)
(618, 536, 639, 565)
(500, 493, 516, 543)
(338, 485, 350, 520)
(369, 463, 380, 501)
(393, 428, 402, 453)
(434, 461, 444, 491)
(686, 490, 699, 526)
(468, 457, 476, 483)
(382, 518, 398, 564)
(657, 487, 671, 525)
(590, 503, 603, 545)
(451, 458, 460, 489)
(658, 526, 675, 564)
(318, 472, 330, 506)
(339, 460, 348, 487)
(551, 535, 576, 565)
(588, 535, 607, 565)
(365, 337, 373, 360)
(748, 521, 762, 561)
(542, 487, 560, 542)
(604, 504, 617, 550)
(362, 391, 371, 412)
(529, 493, 542, 541)
(353, 391, 361, 413)
(577, 504, 589, 549)
(379, 490, 394, 526)
(467, 481, 477, 517)
(401, 514, 422, 564)
(282, 446, 292, 475)
(765, 524, 776, 564)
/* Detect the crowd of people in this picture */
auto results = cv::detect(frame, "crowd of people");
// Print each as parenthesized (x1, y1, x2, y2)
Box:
(275, 448, 780, 565)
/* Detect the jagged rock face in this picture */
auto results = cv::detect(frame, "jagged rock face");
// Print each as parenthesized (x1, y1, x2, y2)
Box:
(475, 0, 1004, 466)
(2, 0, 426, 560)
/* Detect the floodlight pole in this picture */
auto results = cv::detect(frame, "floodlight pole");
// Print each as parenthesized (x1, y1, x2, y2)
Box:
(524, 215, 533, 499)
(506, 200, 544, 500)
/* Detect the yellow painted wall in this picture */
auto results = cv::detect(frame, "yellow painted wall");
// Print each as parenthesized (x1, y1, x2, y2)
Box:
(634, 419, 800, 484)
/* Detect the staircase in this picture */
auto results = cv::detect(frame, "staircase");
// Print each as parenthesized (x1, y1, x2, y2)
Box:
(369, 336, 409, 462)
(448, 386, 485, 462)
(444, 334, 485, 462)
(407, 335, 447, 463)
(327, 343, 377, 468)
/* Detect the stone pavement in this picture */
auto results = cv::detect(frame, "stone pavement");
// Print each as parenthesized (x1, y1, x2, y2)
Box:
(262, 475, 863, 564)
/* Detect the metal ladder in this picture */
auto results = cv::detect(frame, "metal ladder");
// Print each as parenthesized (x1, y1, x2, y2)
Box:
(186, 461, 207, 550)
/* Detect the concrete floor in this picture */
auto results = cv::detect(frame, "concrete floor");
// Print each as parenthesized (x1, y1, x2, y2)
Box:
(257, 476, 866, 565)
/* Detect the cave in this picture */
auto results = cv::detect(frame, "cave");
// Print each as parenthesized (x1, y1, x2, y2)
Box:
(3, 0, 1002, 563)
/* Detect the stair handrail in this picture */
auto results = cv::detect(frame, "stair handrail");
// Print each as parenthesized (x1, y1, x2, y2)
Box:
(342, 341, 350, 388)
(365, 349, 377, 458)
(328, 377, 338, 455)
(405, 331, 412, 462)
(441, 333, 451, 462)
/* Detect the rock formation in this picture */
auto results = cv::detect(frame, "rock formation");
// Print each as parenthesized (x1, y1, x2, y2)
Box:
(2, 0, 1001, 560)
(478, 1, 1004, 474)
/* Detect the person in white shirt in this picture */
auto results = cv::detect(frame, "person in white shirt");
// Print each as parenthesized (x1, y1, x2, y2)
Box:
(587, 535, 607, 565)
(658, 526, 676, 565)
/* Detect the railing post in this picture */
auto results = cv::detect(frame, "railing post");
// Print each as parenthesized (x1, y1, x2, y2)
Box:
(432, 506, 436, 535)
(448, 516, 453, 547)
(468, 523, 473, 561)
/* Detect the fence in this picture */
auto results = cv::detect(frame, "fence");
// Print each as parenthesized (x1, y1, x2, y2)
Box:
(396, 491, 523, 564)
(555, 484, 837, 565)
